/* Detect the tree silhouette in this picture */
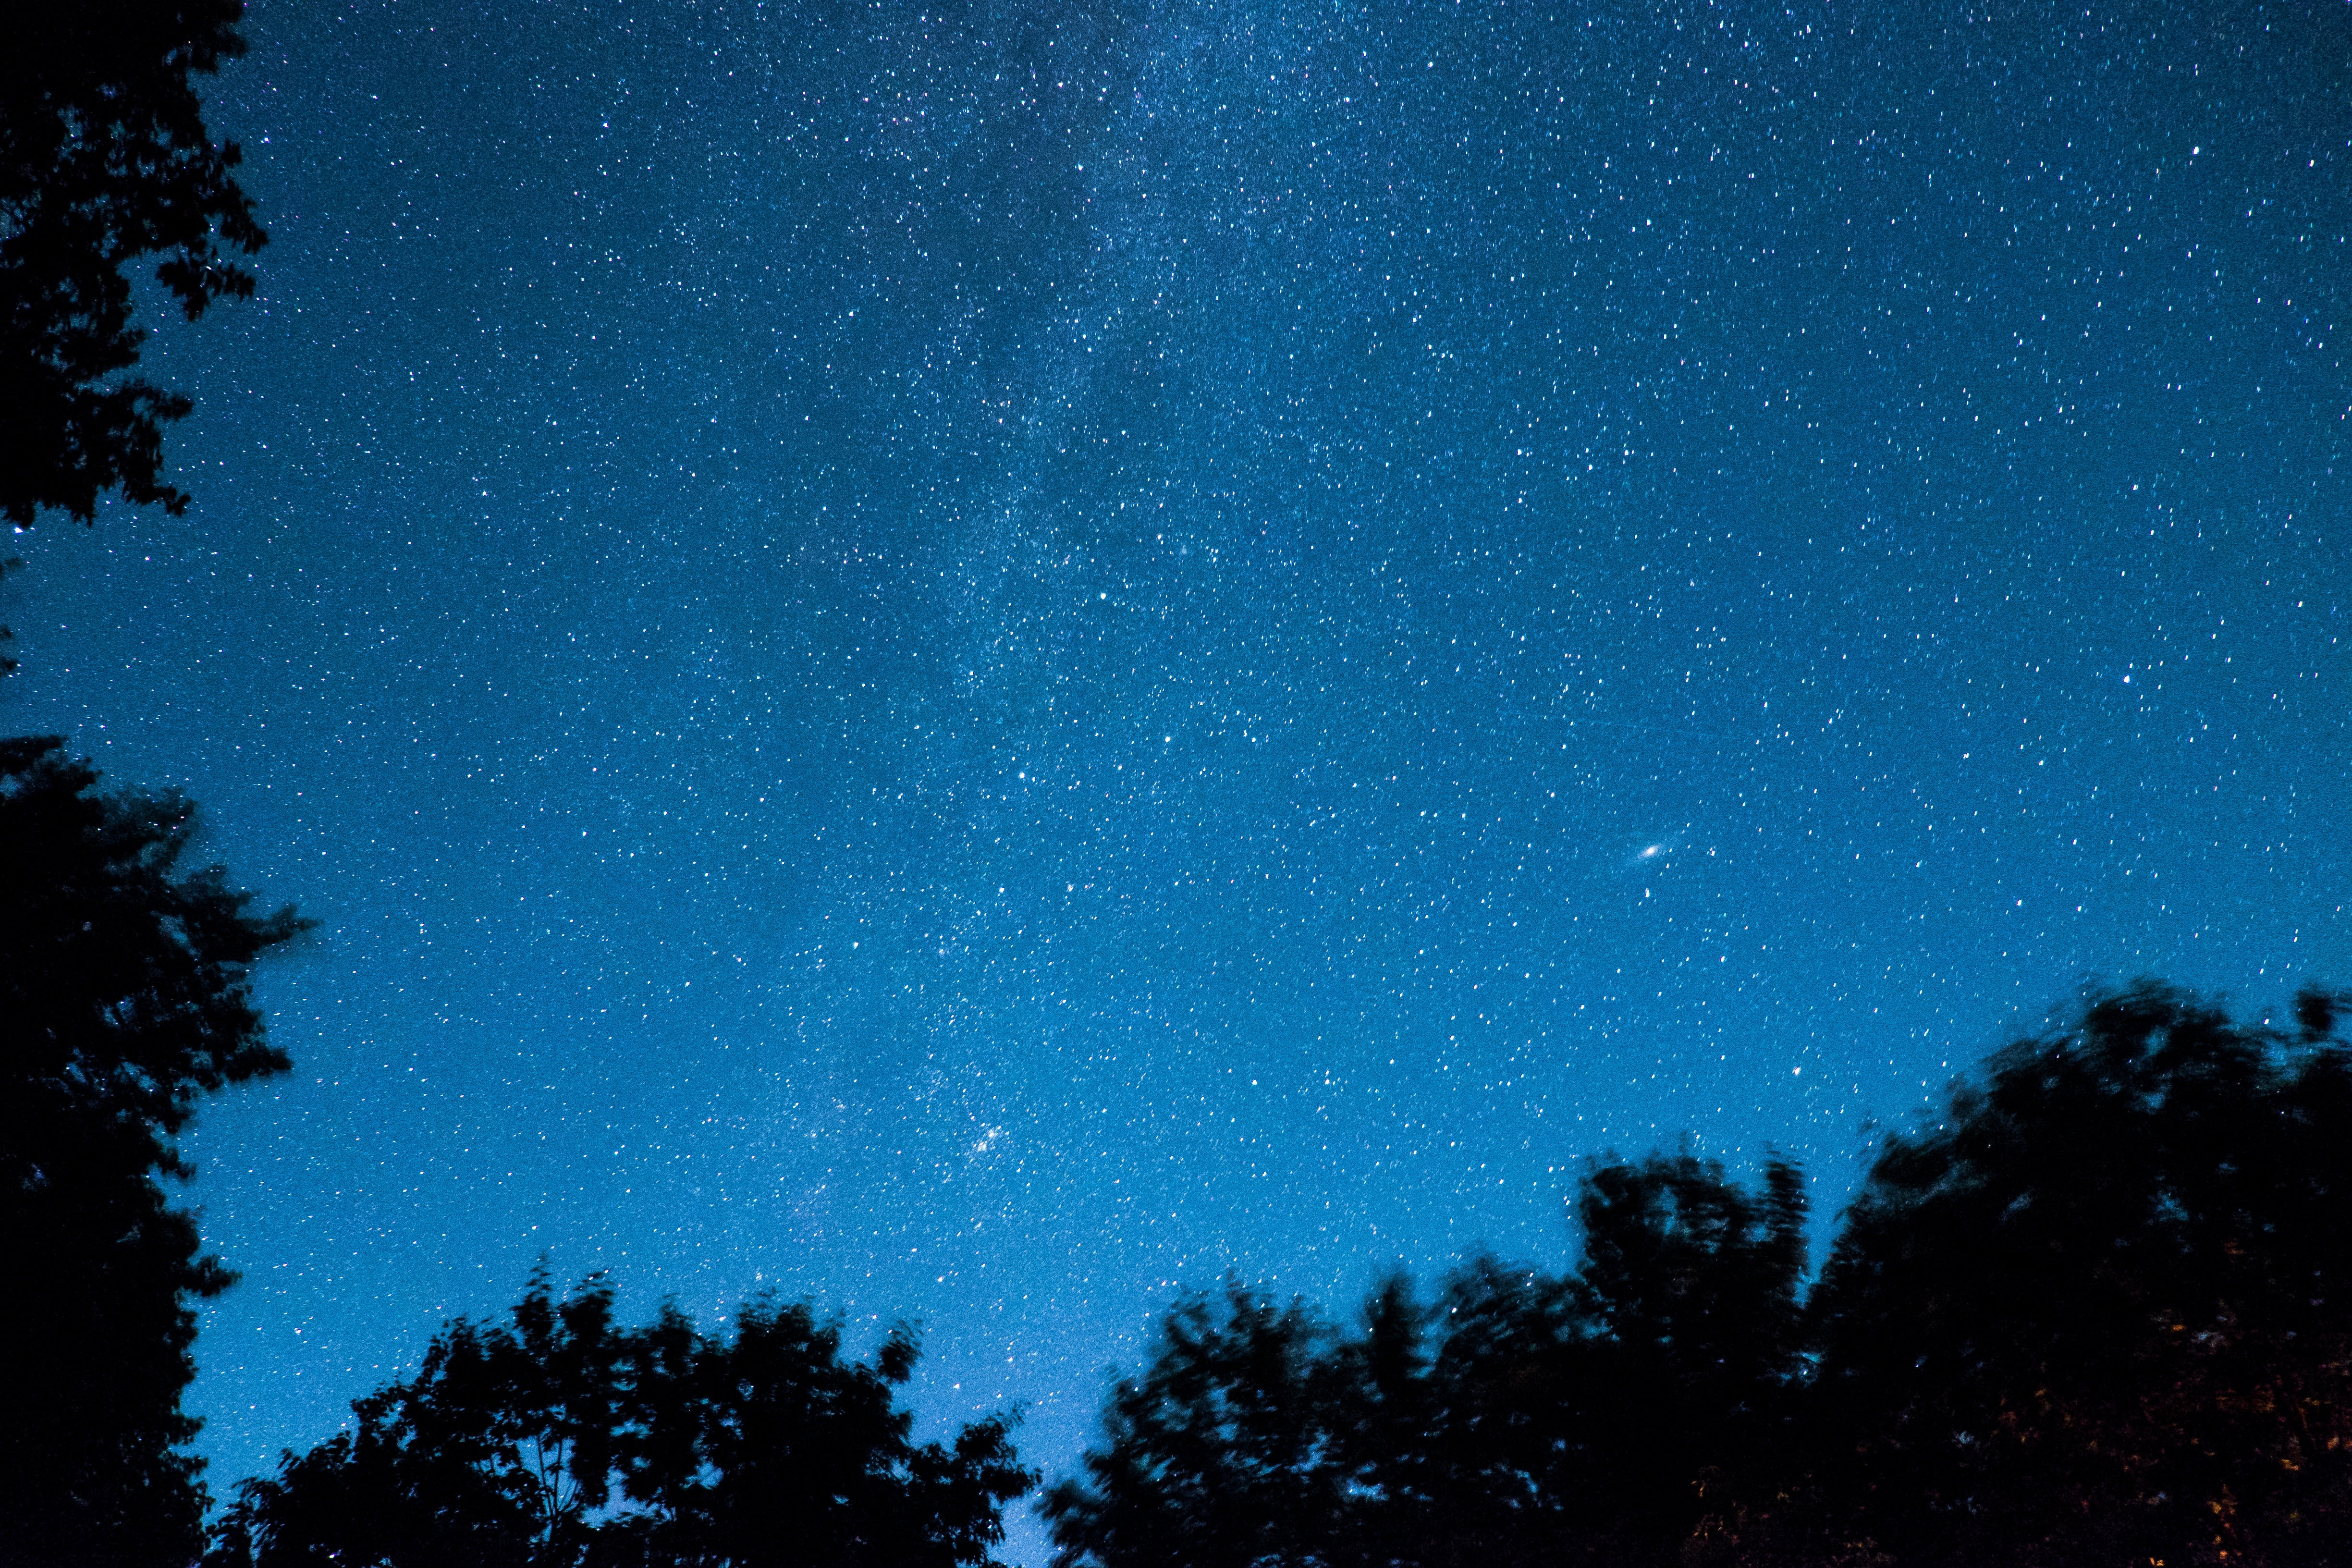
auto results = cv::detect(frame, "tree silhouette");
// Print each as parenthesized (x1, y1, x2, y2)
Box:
(1041, 983, 2352, 1567)
(209, 1271, 624, 1567)
(1, 0, 264, 525)
(1387, 1154, 1806, 1568)
(1794, 980, 2352, 1568)
(0, 736, 305, 1568)
(1045, 1155, 1809, 1568)
(212, 1272, 1033, 1568)
(1041, 1280, 1341, 1568)
(1317, 1274, 1439, 1565)
(1567, 1152, 1807, 1561)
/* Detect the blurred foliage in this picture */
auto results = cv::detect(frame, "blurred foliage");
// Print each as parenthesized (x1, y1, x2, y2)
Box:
(207, 1270, 1033, 1568)
(0, 0, 264, 524)
(1051, 981, 2352, 1568)
(0, 736, 304, 1568)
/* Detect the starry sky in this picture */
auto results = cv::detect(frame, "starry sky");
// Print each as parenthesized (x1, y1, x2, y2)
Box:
(7, 0, 2348, 1559)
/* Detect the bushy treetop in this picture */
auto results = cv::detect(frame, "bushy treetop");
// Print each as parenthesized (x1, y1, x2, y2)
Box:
(1, 0, 265, 524)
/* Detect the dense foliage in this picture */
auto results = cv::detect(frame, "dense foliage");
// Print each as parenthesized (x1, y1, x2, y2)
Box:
(0, 736, 305, 1568)
(1043, 1152, 1808, 1568)
(208, 1271, 1034, 1568)
(1049, 983, 2352, 1568)
(0, 0, 264, 524)
(1794, 983, 2352, 1568)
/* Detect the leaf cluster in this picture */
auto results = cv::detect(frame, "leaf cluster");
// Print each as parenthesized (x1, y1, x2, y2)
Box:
(1790, 982, 2352, 1568)
(0, 0, 265, 524)
(1045, 1150, 1808, 1568)
(0, 736, 305, 1188)
(0, 736, 304, 1568)
(209, 1270, 1033, 1568)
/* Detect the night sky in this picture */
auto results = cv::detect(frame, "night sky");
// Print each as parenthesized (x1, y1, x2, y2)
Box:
(7, 0, 2348, 1559)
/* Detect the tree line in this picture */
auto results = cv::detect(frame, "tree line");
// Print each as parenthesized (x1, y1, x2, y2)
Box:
(18, 720, 2352, 1568)
(205, 1271, 1029, 1568)
(1046, 982, 2352, 1568)
(0, 669, 1037, 1568)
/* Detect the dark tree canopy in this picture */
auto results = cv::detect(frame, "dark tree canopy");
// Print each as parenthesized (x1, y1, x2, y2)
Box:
(1041, 1280, 1342, 1568)
(0, 736, 304, 1568)
(1050, 982, 2352, 1568)
(1793, 980, 2352, 1568)
(209, 1271, 1035, 1568)
(0, 0, 264, 525)
(1043, 1152, 1809, 1568)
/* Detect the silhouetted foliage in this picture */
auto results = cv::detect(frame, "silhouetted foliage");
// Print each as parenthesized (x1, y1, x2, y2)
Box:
(210, 1270, 1033, 1568)
(1044, 1152, 1808, 1568)
(0, 736, 305, 1568)
(1, 0, 264, 525)
(0, 555, 21, 675)
(1041, 1280, 1341, 1568)
(1051, 981, 2352, 1568)
(1319, 1155, 1805, 1568)
(1787, 980, 2352, 1568)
